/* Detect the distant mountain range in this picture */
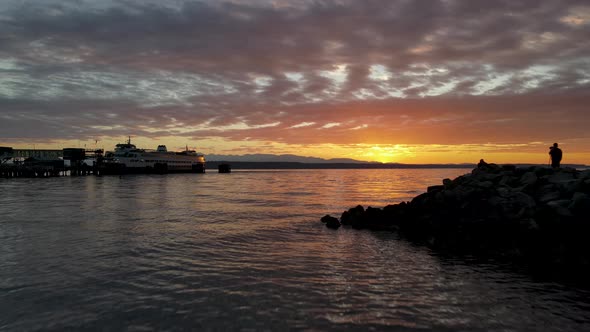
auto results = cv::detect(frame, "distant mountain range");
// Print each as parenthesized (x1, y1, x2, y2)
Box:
(205, 154, 476, 169)
(205, 154, 587, 169)
(206, 153, 377, 164)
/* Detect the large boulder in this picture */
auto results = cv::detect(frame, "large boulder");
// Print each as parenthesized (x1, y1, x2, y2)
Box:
(539, 190, 561, 203)
(569, 192, 590, 216)
(519, 171, 538, 186)
(340, 205, 364, 226)
(427, 185, 444, 193)
(546, 170, 575, 184)
(499, 175, 518, 187)
(546, 200, 573, 217)
(321, 215, 341, 229)
(442, 178, 453, 188)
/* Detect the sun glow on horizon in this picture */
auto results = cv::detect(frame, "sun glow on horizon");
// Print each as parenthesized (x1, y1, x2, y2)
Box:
(3, 136, 587, 165)
(361, 145, 415, 163)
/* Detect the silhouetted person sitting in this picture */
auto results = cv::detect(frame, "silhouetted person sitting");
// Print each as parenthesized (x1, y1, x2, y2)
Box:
(478, 159, 489, 168)
(549, 143, 562, 169)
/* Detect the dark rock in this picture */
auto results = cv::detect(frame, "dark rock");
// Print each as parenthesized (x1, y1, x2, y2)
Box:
(501, 164, 517, 172)
(569, 192, 590, 216)
(341, 205, 364, 225)
(340, 211, 352, 225)
(519, 172, 537, 186)
(358, 206, 388, 230)
(563, 179, 584, 196)
(321, 214, 333, 223)
(571, 192, 589, 203)
(496, 186, 512, 198)
(321, 215, 341, 229)
(547, 200, 573, 217)
(513, 192, 536, 209)
(442, 189, 458, 202)
(499, 175, 518, 187)
(520, 218, 539, 231)
(474, 163, 501, 174)
(352, 205, 364, 214)
(453, 186, 476, 201)
(531, 166, 552, 177)
(477, 181, 494, 189)
(512, 192, 537, 218)
(539, 191, 562, 203)
(410, 192, 430, 207)
(547, 171, 575, 184)
(427, 185, 444, 193)
(442, 178, 453, 188)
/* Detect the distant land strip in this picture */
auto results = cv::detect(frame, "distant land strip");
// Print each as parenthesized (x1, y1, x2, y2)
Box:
(205, 162, 588, 170)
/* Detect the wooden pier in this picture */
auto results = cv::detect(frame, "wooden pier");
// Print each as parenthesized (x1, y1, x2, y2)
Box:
(1, 147, 103, 178)
(0, 163, 99, 178)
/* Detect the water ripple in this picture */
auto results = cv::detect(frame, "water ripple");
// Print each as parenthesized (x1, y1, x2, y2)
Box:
(2, 169, 590, 331)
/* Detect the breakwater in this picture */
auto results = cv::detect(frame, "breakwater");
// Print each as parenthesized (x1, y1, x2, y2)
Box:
(322, 164, 590, 269)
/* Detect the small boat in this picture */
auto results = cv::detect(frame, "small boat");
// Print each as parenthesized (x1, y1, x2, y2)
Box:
(218, 163, 231, 173)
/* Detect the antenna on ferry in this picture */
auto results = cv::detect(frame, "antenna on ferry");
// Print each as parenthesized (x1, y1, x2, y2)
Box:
(128, 136, 131, 145)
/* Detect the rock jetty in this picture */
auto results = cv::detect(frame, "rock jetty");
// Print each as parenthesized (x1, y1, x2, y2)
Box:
(321, 164, 590, 267)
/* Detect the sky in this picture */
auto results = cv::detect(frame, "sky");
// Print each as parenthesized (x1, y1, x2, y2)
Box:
(1, 0, 589, 164)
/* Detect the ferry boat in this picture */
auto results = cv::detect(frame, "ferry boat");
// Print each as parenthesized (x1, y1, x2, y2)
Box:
(99, 138, 205, 174)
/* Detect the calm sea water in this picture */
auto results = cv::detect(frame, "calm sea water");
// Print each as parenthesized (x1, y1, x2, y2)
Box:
(1, 169, 589, 331)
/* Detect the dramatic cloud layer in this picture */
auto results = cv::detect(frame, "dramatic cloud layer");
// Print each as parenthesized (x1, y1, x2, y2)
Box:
(1, 0, 589, 162)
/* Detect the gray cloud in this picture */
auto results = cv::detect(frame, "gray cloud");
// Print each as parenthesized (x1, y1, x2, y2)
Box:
(0, 0, 589, 146)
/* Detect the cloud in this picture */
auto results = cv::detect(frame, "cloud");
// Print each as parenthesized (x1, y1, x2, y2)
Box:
(0, 0, 589, 161)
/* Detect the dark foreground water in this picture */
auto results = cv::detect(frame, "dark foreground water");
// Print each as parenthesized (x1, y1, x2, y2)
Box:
(1, 169, 590, 331)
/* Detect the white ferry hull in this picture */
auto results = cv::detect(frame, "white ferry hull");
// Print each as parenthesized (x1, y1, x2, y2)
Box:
(98, 140, 206, 174)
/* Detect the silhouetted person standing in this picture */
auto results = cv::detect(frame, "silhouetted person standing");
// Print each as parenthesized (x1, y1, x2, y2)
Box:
(549, 143, 562, 169)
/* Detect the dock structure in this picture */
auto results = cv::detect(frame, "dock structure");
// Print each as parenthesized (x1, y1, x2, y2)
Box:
(10, 149, 63, 160)
(0, 162, 67, 178)
(1, 143, 208, 178)
(0, 146, 104, 178)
